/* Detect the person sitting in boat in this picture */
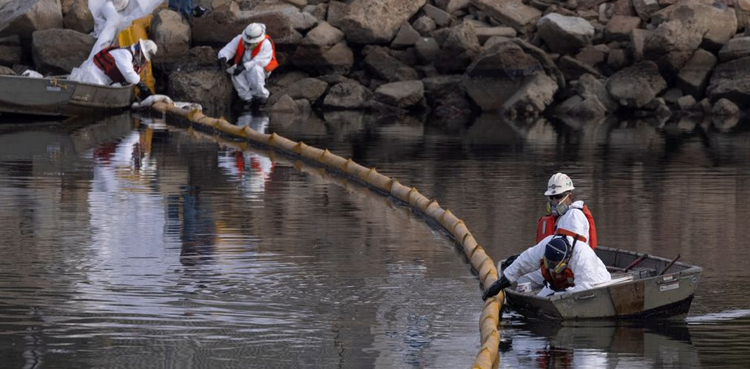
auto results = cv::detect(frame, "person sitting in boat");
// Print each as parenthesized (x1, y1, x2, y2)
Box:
(501, 173, 599, 290)
(217, 23, 278, 110)
(482, 216, 611, 300)
(70, 39, 157, 99)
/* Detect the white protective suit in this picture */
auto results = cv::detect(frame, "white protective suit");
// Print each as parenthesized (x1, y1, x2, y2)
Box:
(516, 200, 592, 288)
(69, 49, 140, 86)
(503, 234, 611, 296)
(88, 0, 163, 58)
(218, 35, 274, 101)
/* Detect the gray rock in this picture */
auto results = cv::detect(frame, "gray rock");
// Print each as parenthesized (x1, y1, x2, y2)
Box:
(604, 16, 640, 42)
(537, 13, 594, 54)
(607, 48, 630, 71)
(301, 21, 344, 46)
(632, 0, 660, 20)
(422, 74, 465, 104)
(415, 37, 440, 64)
(662, 87, 683, 104)
(423, 4, 453, 27)
(474, 26, 516, 45)
(718, 37, 750, 62)
(707, 56, 750, 107)
(711, 98, 740, 132)
(32, 28, 94, 75)
(191, 4, 303, 47)
(62, 0, 93, 34)
(502, 73, 559, 119)
(651, 0, 737, 51)
(0, 66, 16, 75)
(269, 77, 328, 106)
(606, 61, 667, 108)
(0, 0, 62, 42)
(630, 28, 651, 62)
(326, 1, 349, 29)
(470, 0, 542, 34)
(340, 0, 426, 44)
(151, 9, 191, 65)
(412, 16, 437, 37)
(676, 94, 696, 110)
(575, 45, 608, 67)
(323, 81, 373, 109)
(269, 94, 300, 113)
(675, 49, 717, 98)
(374, 80, 425, 108)
(576, 73, 618, 112)
(435, 0, 471, 14)
(0, 35, 22, 67)
(293, 40, 354, 75)
(363, 47, 418, 82)
(464, 41, 544, 111)
(391, 22, 421, 48)
(558, 55, 603, 82)
(435, 22, 480, 74)
(168, 69, 234, 117)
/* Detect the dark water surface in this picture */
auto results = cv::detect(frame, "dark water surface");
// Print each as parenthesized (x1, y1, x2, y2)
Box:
(0, 111, 749, 368)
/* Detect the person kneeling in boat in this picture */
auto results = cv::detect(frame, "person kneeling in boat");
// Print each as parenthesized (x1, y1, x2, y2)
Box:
(70, 39, 157, 99)
(217, 23, 278, 110)
(482, 234, 611, 300)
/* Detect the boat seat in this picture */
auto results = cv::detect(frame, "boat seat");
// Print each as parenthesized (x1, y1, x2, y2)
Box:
(594, 274, 634, 288)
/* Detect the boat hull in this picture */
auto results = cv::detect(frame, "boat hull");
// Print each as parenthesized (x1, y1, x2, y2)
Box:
(0, 75, 133, 117)
(504, 247, 702, 320)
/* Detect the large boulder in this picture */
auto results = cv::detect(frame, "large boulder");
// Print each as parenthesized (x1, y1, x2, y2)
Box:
(675, 48, 717, 98)
(463, 41, 544, 111)
(502, 73, 559, 119)
(643, 20, 702, 81)
(191, 3, 303, 46)
(470, 0, 542, 34)
(323, 80, 373, 109)
(268, 77, 328, 106)
(374, 80, 425, 109)
(150, 9, 191, 65)
(606, 61, 667, 108)
(536, 13, 594, 55)
(435, 21, 481, 74)
(604, 16, 641, 42)
(62, 0, 93, 34)
(339, 0, 426, 44)
(718, 37, 750, 62)
(292, 22, 354, 75)
(363, 47, 418, 82)
(168, 69, 234, 117)
(0, 35, 23, 67)
(32, 28, 94, 74)
(651, 0, 737, 51)
(706, 56, 750, 107)
(0, 0, 62, 41)
(435, 0, 472, 13)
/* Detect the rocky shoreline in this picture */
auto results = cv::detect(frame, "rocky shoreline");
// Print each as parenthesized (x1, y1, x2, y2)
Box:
(0, 0, 748, 126)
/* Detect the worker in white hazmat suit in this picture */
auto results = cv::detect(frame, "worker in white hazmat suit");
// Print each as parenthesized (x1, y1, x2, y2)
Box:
(70, 39, 157, 99)
(482, 231, 611, 300)
(87, 0, 164, 58)
(217, 23, 279, 109)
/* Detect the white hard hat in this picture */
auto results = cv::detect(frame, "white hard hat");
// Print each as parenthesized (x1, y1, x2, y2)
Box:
(112, 0, 130, 11)
(242, 23, 266, 44)
(544, 173, 574, 196)
(138, 39, 158, 62)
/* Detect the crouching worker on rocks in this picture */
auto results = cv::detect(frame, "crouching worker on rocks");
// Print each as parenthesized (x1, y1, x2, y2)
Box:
(70, 39, 157, 100)
(482, 233, 611, 301)
(217, 23, 278, 110)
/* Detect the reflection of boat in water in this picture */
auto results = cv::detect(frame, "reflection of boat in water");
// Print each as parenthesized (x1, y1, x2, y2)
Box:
(0, 75, 133, 117)
(500, 319, 699, 368)
(504, 247, 702, 320)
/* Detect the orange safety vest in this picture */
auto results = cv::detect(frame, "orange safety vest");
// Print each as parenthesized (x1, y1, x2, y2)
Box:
(233, 35, 279, 73)
(540, 259, 575, 291)
(93, 47, 140, 84)
(535, 204, 598, 248)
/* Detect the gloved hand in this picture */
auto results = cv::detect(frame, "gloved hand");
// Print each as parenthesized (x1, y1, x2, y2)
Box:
(136, 81, 152, 100)
(482, 275, 511, 301)
(218, 57, 228, 70)
(233, 62, 246, 76)
(501, 254, 519, 272)
(226, 65, 236, 75)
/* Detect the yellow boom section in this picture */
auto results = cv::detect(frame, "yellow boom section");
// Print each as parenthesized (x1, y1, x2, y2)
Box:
(117, 15, 155, 95)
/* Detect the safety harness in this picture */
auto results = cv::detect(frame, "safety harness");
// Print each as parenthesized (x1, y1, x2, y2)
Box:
(93, 47, 140, 84)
